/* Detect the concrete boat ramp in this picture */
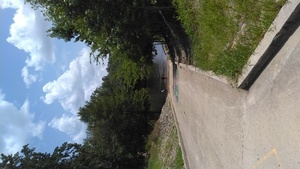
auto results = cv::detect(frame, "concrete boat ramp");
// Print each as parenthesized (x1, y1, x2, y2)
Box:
(167, 2, 300, 169)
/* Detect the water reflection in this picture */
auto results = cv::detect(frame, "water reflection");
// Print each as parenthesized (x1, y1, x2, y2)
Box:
(153, 44, 167, 92)
(148, 44, 168, 115)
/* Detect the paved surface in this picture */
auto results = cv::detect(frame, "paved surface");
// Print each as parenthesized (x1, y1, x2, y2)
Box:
(168, 62, 247, 169)
(238, 0, 300, 88)
(168, 26, 300, 168)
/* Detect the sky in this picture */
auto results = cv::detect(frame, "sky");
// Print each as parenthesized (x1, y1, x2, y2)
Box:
(0, 0, 108, 155)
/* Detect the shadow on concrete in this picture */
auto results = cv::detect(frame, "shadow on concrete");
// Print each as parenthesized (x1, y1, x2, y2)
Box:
(239, 3, 300, 90)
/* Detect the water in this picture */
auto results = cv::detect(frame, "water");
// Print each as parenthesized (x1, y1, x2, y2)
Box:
(153, 44, 167, 91)
(148, 44, 168, 115)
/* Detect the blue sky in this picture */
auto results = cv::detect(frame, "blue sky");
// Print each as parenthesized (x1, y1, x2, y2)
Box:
(0, 0, 108, 155)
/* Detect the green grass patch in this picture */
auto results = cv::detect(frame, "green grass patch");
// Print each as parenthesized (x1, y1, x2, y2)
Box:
(146, 121, 163, 169)
(175, 146, 185, 168)
(173, 0, 286, 80)
(148, 144, 163, 169)
(146, 99, 184, 169)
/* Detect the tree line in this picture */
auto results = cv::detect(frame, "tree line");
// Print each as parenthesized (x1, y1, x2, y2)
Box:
(1, 0, 190, 168)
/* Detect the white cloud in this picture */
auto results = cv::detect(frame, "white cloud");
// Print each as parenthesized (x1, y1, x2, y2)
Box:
(42, 47, 107, 114)
(48, 114, 86, 143)
(42, 47, 107, 143)
(22, 66, 37, 88)
(0, 90, 46, 155)
(7, 3, 55, 70)
(31, 121, 46, 139)
(0, 0, 21, 9)
(4, 0, 55, 86)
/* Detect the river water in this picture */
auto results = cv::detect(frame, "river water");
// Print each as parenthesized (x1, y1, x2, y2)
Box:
(148, 44, 168, 115)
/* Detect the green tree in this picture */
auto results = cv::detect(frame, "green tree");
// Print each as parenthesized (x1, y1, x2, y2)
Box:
(77, 51, 152, 168)
(21, 0, 183, 168)
(0, 143, 107, 169)
(25, 0, 186, 62)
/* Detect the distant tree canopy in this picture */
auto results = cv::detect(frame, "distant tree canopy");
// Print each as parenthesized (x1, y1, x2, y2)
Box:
(0, 51, 152, 168)
(77, 51, 151, 168)
(24, 0, 183, 63)
(0, 142, 99, 169)
(3, 0, 189, 168)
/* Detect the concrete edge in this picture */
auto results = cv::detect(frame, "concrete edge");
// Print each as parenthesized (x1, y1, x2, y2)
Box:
(237, 1, 300, 89)
(173, 1, 300, 89)
(167, 61, 190, 169)
(177, 62, 230, 85)
(168, 94, 190, 169)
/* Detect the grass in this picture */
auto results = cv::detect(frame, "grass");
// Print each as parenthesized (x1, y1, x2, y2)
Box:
(147, 126, 184, 169)
(173, 0, 286, 80)
(146, 100, 184, 169)
(146, 122, 163, 169)
(175, 147, 184, 168)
